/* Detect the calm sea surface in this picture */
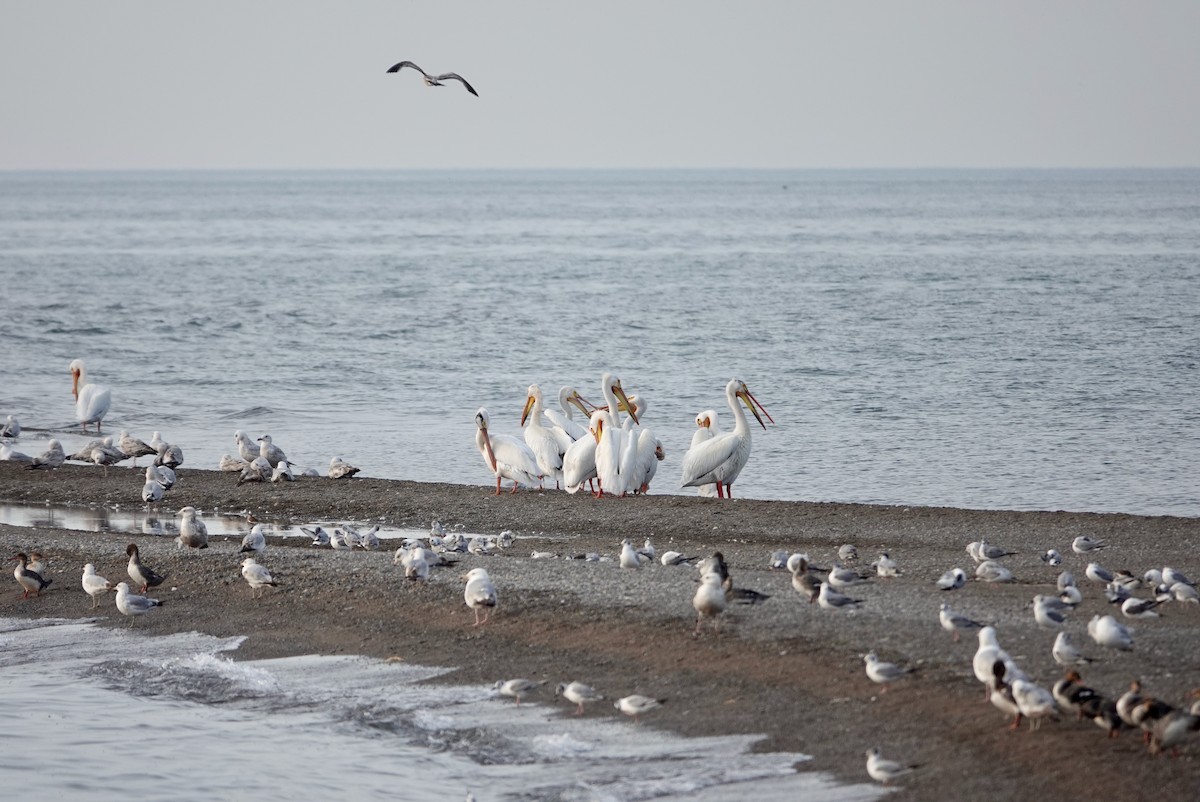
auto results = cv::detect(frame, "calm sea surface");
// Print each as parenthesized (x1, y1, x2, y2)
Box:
(1, 169, 1198, 516)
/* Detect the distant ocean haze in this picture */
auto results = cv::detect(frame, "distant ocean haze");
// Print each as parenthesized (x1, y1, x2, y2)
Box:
(1, 169, 1197, 516)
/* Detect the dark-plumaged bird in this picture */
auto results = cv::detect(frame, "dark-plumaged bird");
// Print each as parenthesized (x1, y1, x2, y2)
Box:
(386, 61, 478, 97)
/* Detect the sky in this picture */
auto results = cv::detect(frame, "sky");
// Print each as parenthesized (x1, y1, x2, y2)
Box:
(2, 0, 1198, 170)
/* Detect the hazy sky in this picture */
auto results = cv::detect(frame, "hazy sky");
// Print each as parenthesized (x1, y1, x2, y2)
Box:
(3, 1, 1198, 169)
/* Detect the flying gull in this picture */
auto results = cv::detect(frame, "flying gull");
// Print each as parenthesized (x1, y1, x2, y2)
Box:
(386, 61, 478, 97)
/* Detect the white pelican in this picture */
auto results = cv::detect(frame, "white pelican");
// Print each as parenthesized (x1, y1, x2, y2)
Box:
(590, 374, 639, 497)
(520, 384, 566, 489)
(474, 408, 541, 495)
(562, 427, 598, 494)
(679, 379, 773, 499)
(545, 387, 593, 442)
(691, 410, 720, 497)
(69, 359, 111, 434)
(385, 61, 479, 96)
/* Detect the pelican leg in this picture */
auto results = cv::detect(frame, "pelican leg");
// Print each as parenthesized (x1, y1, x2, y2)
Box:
(494, 476, 502, 496)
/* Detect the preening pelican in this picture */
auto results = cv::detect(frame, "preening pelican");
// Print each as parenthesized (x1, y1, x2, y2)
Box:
(520, 384, 566, 489)
(69, 359, 111, 434)
(680, 379, 773, 498)
(475, 408, 542, 495)
(544, 387, 593, 442)
(691, 410, 720, 497)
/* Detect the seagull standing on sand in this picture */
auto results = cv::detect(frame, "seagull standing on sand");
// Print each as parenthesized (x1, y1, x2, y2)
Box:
(463, 567, 497, 626)
(863, 652, 915, 691)
(114, 581, 163, 626)
(692, 571, 728, 635)
(81, 563, 115, 608)
(176, 506, 209, 552)
(240, 524, 266, 556)
(386, 61, 479, 96)
(240, 557, 278, 598)
(1052, 631, 1094, 666)
(865, 747, 917, 785)
(939, 603, 984, 642)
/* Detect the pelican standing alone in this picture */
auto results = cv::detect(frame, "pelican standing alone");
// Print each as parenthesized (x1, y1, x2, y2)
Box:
(69, 359, 112, 434)
(680, 379, 773, 499)
(475, 408, 541, 495)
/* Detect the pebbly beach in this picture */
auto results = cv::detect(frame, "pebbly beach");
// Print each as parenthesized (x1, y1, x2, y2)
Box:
(2, 462, 1199, 800)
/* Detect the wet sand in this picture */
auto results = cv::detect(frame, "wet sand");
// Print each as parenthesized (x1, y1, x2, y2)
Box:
(2, 461, 1199, 800)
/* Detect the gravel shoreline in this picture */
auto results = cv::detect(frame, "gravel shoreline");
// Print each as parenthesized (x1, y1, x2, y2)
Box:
(2, 462, 1199, 800)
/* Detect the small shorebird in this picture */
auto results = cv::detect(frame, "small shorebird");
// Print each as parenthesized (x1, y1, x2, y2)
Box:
(386, 61, 478, 96)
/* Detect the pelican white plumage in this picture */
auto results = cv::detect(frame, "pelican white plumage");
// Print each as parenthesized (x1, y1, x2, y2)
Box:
(69, 359, 111, 434)
(545, 387, 592, 442)
(691, 409, 720, 497)
(680, 379, 773, 498)
(591, 374, 639, 498)
(520, 384, 566, 489)
(562, 428, 598, 495)
(475, 408, 541, 495)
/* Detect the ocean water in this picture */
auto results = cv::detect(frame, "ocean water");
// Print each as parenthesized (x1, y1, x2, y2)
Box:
(1, 169, 1198, 516)
(0, 617, 882, 802)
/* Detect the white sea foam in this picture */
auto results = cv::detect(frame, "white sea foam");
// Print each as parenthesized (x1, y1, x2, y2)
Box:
(2, 617, 883, 802)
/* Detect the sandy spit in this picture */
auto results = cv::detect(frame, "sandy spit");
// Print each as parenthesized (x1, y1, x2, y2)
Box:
(2, 461, 1199, 800)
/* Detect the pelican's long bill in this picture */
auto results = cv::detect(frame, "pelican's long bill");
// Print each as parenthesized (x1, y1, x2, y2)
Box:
(70, 364, 81, 400)
(736, 386, 775, 430)
(476, 410, 498, 471)
(519, 394, 537, 427)
(611, 382, 639, 426)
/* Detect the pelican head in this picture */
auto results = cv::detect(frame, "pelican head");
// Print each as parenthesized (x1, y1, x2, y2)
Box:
(588, 409, 607, 444)
(560, 387, 594, 418)
(732, 379, 774, 430)
(475, 408, 497, 470)
(606, 375, 639, 426)
(69, 358, 85, 399)
(520, 384, 542, 426)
